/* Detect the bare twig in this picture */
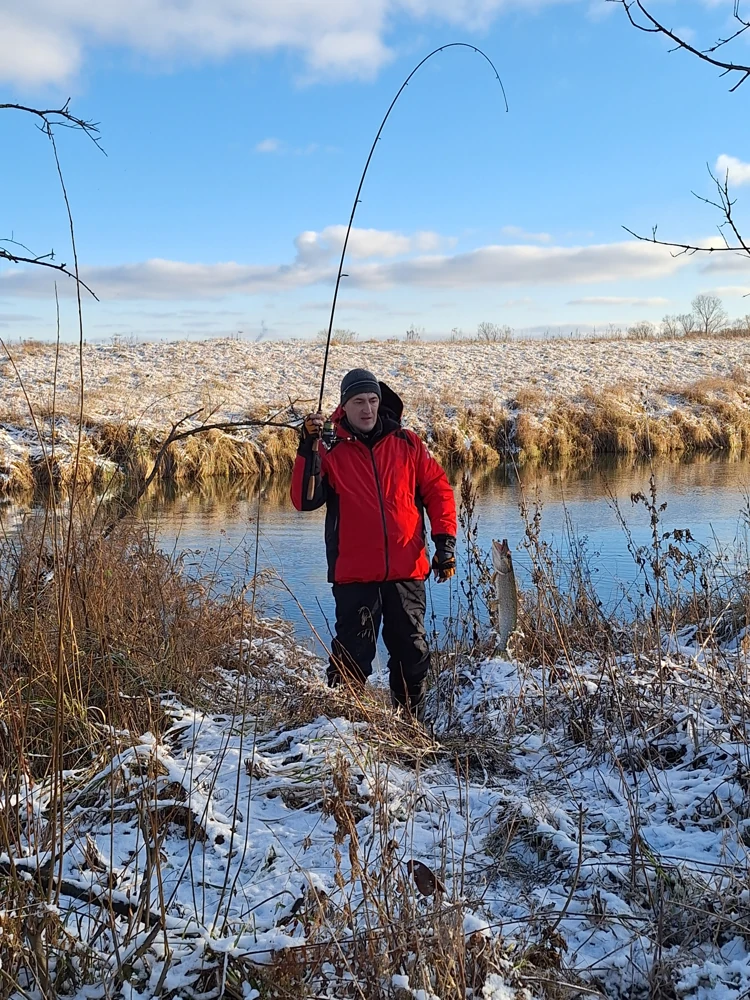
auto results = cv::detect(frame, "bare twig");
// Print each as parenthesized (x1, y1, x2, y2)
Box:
(623, 167, 750, 260)
(0, 99, 103, 148)
(1, 100, 102, 299)
(101, 406, 299, 534)
(0, 244, 99, 299)
(611, 0, 750, 90)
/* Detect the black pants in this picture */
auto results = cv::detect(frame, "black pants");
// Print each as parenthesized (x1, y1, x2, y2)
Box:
(328, 580, 431, 714)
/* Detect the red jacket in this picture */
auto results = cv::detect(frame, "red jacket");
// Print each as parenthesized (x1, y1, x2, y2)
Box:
(291, 386, 456, 585)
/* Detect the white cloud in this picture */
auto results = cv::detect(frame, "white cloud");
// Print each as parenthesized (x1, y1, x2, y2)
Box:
(0, 259, 321, 301)
(715, 154, 750, 186)
(673, 25, 697, 43)
(706, 285, 750, 297)
(702, 250, 750, 273)
(501, 225, 552, 244)
(255, 137, 282, 153)
(351, 241, 688, 289)
(0, 13, 80, 85)
(0, 0, 581, 86)
(0, 233, 691, 301)
(568, 295, 669, 306)
(293, 225, 448, 264)
(255, 139, 328, 156)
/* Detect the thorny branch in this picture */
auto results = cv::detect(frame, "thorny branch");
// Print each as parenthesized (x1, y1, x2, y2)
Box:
(611, 0, 750, 91)
(1, 99, 102, 299)
(613, 3, 750, 260)
(624, 167, 750, 259)
(0, 241, 99, 299)
(102, 403, 301, 535)
(0, 99, 103, 148)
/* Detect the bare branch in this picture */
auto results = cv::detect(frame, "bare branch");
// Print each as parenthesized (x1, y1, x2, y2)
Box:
(703, 1, 750, 54)
(0, 244, 99, 300)
(622, 225, 749, 258)
(0, 99, 104, 152)
(610, 0, 750, 89)
(1, 100, 102, 299)
(623, 167, 750, 261)
(102, 405, 301, 534)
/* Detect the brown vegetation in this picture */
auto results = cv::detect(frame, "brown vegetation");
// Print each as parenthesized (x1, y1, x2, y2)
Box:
(0, 509, 246, 779)
(2, 463, 750, 998)
(1, 370, 750, 497)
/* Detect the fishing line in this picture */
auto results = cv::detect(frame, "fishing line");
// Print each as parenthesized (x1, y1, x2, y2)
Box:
(308, 42, 507, 497)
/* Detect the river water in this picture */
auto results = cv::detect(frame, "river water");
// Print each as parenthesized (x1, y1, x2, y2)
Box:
(141, 454, 750, 657)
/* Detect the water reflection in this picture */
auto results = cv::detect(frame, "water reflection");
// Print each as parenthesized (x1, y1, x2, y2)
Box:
(137, 454, 750, 652)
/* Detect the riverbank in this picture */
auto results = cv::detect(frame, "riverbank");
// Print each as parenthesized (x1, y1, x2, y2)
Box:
(1, 335, 749, 492)
(3, 497, 750, 998)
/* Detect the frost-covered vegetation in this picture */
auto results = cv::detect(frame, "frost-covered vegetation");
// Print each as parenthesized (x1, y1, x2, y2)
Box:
(1, 335, 750, 493)
(2, 478, 750, 999)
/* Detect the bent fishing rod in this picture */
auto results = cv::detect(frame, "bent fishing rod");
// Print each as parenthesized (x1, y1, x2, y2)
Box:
(307, 42, 508, 499)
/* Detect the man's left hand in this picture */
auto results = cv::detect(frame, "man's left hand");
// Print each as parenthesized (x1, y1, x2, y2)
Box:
(432, 535, 456, 583)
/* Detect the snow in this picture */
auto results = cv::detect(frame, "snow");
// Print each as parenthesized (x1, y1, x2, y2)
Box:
(482, 975, 517, 1000)
(1, 334, 748, 430)
(4, 620, 750, 998)
(1, 334, 748, 488)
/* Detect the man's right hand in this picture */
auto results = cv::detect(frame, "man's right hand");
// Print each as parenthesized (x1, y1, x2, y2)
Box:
(303, 412, 324, 438)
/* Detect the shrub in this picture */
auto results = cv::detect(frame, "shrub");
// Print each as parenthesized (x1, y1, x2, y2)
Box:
(316, 328, 357, 345)
(476, 321, 512, 342)
(627, 320, 656, 340)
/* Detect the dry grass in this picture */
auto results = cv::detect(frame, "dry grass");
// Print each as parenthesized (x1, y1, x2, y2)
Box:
(2, 368, 750, 499)
(0, 506, 252, 779)
(512, 379, 750, 465)
(0, 493, 524, 1000)
(2, 464, 750, 998)
(511, 385, 546, 410)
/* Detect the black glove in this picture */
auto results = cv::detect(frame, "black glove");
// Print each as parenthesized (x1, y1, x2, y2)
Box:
(298, 412, 323, 455)
(431, 534, 456, 583)
(302, 412, 323, 439)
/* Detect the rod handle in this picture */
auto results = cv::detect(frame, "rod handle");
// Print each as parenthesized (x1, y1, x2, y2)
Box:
(306, 437, 320, 500)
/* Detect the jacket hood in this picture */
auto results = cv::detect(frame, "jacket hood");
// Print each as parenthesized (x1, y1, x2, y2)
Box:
(378, 380, 403, 421)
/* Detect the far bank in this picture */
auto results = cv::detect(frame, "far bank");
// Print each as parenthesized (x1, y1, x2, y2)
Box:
(1, 334, 748, 493)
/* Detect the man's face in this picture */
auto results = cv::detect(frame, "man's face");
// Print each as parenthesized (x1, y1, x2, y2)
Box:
(343, 393, 380, 433)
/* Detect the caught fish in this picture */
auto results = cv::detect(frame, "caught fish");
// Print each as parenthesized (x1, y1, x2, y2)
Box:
(491, 538, 518, 654)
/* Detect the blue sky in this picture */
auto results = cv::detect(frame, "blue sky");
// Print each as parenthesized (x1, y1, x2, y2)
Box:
(2, 0, 750, 342)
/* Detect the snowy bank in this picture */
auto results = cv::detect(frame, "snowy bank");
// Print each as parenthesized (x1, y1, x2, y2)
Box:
(1, 335, 749, 492)
(4, 623, 750, 999)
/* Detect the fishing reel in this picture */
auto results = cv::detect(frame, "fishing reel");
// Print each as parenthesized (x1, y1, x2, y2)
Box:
(321, 418, 336, 449)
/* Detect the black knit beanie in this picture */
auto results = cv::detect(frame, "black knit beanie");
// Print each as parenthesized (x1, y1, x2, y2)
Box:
(340, 368, 381, 406)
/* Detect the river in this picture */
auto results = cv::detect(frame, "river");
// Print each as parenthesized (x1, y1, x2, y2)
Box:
(135, 454, 750, 658)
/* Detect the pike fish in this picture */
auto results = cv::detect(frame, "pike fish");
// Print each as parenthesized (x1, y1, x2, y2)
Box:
(491, 538, 518, 654)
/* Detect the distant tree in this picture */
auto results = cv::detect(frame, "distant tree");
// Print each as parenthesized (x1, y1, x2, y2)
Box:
(731, 314, 750, 336)
(405, 324, 424, 342)
(660, 314, 680, 338)
(476, 321, 511, 342)
(676, 313, 696, 337)
(627, 320, 656, 340)
(450, 326, 466, 342)
(691, 294, 728, 336)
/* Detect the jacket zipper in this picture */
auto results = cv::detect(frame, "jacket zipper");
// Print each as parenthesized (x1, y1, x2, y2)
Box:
(368, 445, 390, 581)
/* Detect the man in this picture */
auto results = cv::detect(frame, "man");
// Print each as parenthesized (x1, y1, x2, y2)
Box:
(291, 368, 457, 721)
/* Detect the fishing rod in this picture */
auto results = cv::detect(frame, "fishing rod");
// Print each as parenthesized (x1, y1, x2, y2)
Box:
(307, 42, 508, 499)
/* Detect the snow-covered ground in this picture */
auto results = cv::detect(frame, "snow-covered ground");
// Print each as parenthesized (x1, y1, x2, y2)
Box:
(2, 335, 749, 428)
(6, 624, 750, 999)
(1, 334, 748, 492)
